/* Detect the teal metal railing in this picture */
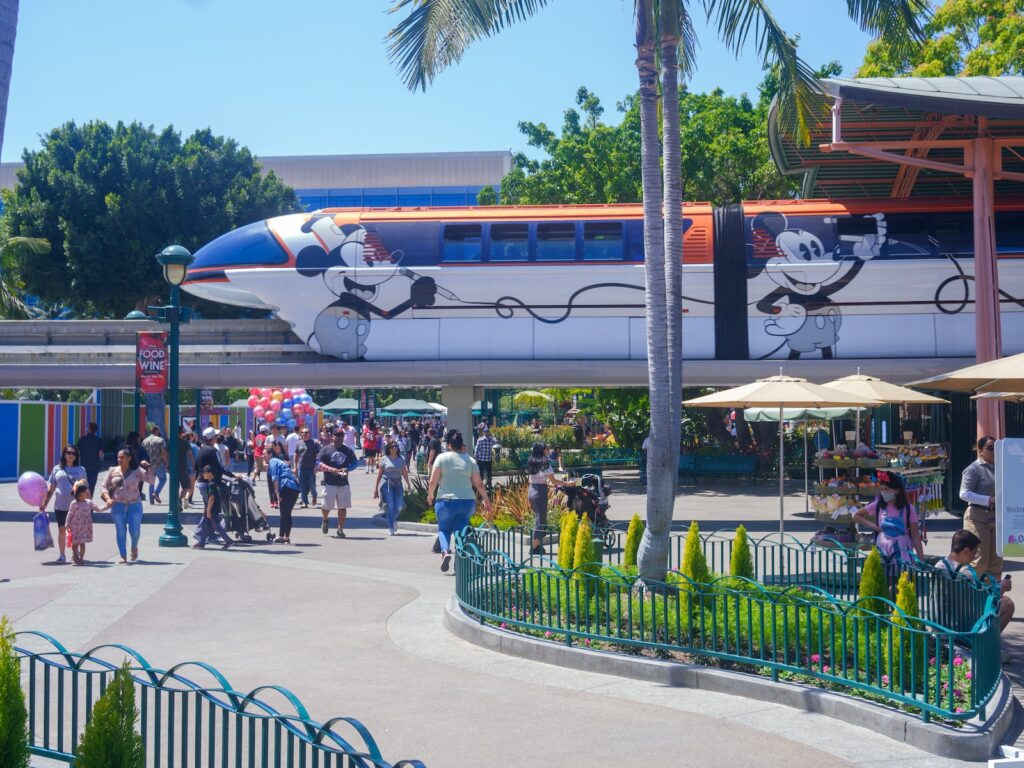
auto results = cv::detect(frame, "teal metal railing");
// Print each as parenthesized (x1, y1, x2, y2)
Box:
(455, 527, 1002, 722)
(15, 631, 425, 767)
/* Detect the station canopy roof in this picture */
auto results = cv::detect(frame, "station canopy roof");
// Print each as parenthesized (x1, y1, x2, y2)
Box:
(768, 76, 1024, 200)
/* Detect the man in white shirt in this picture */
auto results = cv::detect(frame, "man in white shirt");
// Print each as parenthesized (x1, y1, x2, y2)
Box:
(340, 421, 358, 452)
(286, 428, 301, 460)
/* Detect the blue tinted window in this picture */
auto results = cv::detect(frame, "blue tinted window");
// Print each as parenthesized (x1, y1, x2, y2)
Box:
(443, 224, 482, 262)
(298, 195, 327, 211)
(192, 221, 287, 268)
(329, 194, 362, 207)
(625, 220, 644, 261)
(537, 222, 577, 261)
(433, 193, 467, 206)
(880, 213, 935, 258)
(997, 211, 1024, 255)
(489, 223, 529, 261)
(399, 194, 431, 207)
(583, 222, 623, 260)
(932, 213, 972, 256)
(365, 193, 399, 207)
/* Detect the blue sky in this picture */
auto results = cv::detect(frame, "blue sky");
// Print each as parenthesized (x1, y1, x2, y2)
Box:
(4, 1, 877, 163)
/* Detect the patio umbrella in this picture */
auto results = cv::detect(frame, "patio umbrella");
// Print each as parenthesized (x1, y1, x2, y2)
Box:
(685, 375, 880, 534)
(381, 398, 438, 414)
(322, 397, 359, 414)
(971, 392, 1024, 402)
(908, 352, 1024, 394)
(822, 371, 949, 446)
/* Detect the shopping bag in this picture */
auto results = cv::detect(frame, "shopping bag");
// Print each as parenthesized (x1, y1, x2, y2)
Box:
(33, 511, 54, 551)
(66, 528, 73, 548)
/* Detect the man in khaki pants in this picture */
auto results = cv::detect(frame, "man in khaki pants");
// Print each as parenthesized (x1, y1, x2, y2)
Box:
(960, 436, 1001, 578)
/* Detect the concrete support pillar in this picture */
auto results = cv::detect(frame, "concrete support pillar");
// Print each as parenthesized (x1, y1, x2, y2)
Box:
(442, 386, 478, 444)
(971, 137, 1004, 438)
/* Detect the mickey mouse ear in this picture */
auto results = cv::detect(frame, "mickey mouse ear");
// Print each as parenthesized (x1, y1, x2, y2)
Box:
(751, 212, 788, 240)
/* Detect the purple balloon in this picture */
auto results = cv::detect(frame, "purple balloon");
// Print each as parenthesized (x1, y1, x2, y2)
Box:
(18, 471, 48, 507)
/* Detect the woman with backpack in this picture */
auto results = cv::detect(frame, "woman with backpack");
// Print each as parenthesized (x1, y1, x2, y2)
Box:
(853, 471, 924, 565)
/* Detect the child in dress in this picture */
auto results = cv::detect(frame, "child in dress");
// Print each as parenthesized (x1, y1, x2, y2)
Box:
(66, 481, 109, 565)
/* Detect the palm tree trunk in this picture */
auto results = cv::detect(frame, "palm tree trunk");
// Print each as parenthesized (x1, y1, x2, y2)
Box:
(634, 0, 672, 583)
(0, 0, 18, 161)
(660, 3, 683, 498)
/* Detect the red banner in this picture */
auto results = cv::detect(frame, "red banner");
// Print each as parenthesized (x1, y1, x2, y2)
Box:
(136, 332, 168, 394)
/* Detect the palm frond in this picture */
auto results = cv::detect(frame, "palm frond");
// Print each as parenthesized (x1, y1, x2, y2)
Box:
(678, 6, 698, 80)
(1, 236, 50, 260)
(386, 0, 550, 91)
(842, 0, 929, 58)
(703, 0, 824, 145)
(0, 237, 49, 318)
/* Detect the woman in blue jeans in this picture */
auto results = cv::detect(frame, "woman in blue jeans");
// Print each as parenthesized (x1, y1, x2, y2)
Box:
(374, 441, 412, 536)
(100, 447, 154, 563)
(427, 431, 491, 572)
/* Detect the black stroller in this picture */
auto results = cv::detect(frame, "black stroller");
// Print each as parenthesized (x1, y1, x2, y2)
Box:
(560, 474, 616, 549)
(222, 476, 275, 543)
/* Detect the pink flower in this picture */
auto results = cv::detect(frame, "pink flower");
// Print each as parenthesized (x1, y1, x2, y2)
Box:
(929, 657, 936, 665)
(544, 631, 552, 639)
(584, 639, 592, 646)
(823, 665, 831, 674)
(881, 675, 889, 685)
(499, 622, 507, 629)
(810, 654, 820, 663)
(954, 688, 963, 698)
(955, 707, 965, 714)
(953, 656, 963, 666)
(966, 671, 972, 680)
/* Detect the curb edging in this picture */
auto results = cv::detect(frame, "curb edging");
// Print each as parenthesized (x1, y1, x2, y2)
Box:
(443, 597, 1015, 761)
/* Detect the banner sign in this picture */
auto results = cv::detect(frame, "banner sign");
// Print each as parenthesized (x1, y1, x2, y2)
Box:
(201, 388, 214, 408)
(996, 438, 1024, 557)
(135, 332, 168, 394)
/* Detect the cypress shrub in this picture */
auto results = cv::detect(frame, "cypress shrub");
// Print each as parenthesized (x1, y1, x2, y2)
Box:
(573, 515, 598, 579)
(886, 572, 926, 693)
(729, 525, 754, 580)
(75, 662, 144, 768)
(857, 548, 888, 616)
(558, 513, 578, 571)
(680, 521, 709, 585)
(623, 514, 645, 568)
(0, 616, 30, 768)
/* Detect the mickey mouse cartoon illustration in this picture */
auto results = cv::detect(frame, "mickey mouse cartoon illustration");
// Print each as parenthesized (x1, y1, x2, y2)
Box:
(753, 212, 886, 359)
(295, 214, 439, 360)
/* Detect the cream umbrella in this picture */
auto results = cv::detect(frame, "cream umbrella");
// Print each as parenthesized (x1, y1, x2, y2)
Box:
(908, 352, 1024, 394)
(513, 390, 552, 408)
(684, 375, 880, 534)
(822, 371, 949, 446)
(971, 392, 1024, 403)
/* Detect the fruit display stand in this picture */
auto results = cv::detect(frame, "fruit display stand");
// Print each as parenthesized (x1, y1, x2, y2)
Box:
(874, 444, 948, 517)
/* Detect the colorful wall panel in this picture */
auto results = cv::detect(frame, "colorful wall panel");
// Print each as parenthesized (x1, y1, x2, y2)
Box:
(0, 403, 18, 480)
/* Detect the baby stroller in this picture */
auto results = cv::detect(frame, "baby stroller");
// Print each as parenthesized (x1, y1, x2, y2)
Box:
(223, 476, 275, 543)
(560, 474, 616, 549)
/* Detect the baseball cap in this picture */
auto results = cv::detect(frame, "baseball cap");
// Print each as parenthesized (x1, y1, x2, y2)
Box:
(202, 427, 216, 440)
(332, 426, 347, 436)
(259, 425, 269, 434)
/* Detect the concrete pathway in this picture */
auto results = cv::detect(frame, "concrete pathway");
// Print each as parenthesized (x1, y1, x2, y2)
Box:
(0, 465, 1012, 767)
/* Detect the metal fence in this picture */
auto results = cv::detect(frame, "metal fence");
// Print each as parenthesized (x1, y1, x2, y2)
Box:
(15, 631, 425, 767)
(456, 526, 1002, 722)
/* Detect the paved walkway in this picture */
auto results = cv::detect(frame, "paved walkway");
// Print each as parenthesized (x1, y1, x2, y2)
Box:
(0, 465, 1015, 767)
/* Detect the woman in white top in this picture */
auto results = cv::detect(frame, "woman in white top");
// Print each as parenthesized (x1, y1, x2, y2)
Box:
(526, 442, 568, 555)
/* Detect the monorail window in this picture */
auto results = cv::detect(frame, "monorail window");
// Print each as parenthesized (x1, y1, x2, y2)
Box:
(881, 213, 933, 258)
(997, 211, 1024, 255)
(442, 224, 482, 262)
(933, 213, 973, 256)
(536, 222, 576, 261)
(583, 222, 624, 260)
(489, 223, 529, 261)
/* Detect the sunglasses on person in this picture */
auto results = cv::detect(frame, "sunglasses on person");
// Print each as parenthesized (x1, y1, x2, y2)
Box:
(65, 450, 77, 455)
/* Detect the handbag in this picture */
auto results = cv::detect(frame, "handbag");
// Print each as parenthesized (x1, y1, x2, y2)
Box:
(33, 511, 54, 551)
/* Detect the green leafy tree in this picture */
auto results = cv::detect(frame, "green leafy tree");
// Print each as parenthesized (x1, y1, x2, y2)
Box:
(624, 514, 645, 568)
(729, 525, 754, 580)
(858, 547, 889, 616)
(475, 185, 498, 205)
(385, 0, 924, 583)
(2, 121, 300, 318)
(680, 520, 709, 585)
(573, 514, 599, 579)
(859, 0, 1023, 77)
(886, 572, 926, 691)
(576, 389, 650, 452)
(75, 661, 144, 768)
(0, 616, 30, 768)
(558, 512, 578, 570)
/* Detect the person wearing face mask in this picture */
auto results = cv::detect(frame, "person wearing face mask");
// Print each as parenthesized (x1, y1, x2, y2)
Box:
(853, 471, 924, 565)
(960, 435, 1000, 579)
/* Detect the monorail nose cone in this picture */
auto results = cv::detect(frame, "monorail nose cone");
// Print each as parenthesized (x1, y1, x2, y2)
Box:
(183, 219, 289, 309)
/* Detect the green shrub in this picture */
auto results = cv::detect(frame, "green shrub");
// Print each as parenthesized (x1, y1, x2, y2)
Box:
(75, 661, 144, 768)
(729, 525, 754, 580)
(491, 426, 533, 452)
(680, 521, 709, 585)
(886, 572, 926, 692)
(539, 426, 575, 449)
(0, 616, 30, 768)
(573, 515, 599, 579)
(558, 513, 579, 571)
(857, 548, 888, 616)
(624, 514, 645, 568)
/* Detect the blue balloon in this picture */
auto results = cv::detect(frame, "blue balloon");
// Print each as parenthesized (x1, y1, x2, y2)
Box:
(276, 416, 286, 426)
(287, 418, 297, 429)
(282, 398, 293, 408)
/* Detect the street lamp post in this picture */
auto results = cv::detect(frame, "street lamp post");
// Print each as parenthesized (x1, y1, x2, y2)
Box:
(155, 245, 194, 547)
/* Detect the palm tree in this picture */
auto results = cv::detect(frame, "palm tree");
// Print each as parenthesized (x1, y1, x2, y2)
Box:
(385, 0, 925, 581)
(0, 0, 17, 160)
(0, 235, 49, 318)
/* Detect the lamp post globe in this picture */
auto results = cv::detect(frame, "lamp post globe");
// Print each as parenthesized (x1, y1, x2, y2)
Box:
(155, 244, 193, 547)
(156, 245, 193, 287)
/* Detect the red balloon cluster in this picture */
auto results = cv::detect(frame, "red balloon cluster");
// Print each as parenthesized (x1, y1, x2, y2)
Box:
(246, 386, 315, 427)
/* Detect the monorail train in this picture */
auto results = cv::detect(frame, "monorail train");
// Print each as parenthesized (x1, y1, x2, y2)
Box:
(182, 200, 1024, 363)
